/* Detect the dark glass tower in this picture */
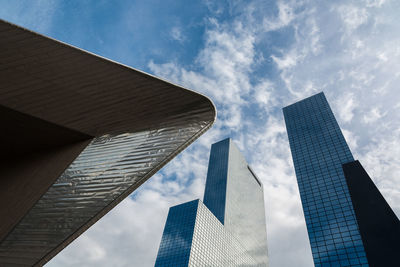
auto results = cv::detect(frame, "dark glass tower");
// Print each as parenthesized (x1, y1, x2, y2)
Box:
(283, 92, 400, 267)
(154, 138, 268, 267)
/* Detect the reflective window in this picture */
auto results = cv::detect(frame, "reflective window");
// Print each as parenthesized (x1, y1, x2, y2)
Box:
(155, 139, 268, 267)
(283, 92, 369, 266)
(155, 200, 198, 267)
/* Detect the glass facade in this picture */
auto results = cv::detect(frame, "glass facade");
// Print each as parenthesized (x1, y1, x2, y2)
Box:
(155, 138, 269, 267)
(203, 138, 230, 224)
(155, 199, 258, 267)
(208, 139, 268, 265)
(155, 200, 199, 267)
(190, 200, 258, 266)
(283, 92, 369, 266)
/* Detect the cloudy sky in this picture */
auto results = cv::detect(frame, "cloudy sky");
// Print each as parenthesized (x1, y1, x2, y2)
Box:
(2, 0, 400, 266)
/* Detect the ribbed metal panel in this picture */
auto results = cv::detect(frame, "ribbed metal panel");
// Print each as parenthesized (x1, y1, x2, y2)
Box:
(0, 19, 214, 136)
(0, 20, 216, 266)
(1, 122, 211, 266)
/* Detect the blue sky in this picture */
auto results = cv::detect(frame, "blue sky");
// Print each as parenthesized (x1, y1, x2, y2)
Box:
(2, 0, 400, 266)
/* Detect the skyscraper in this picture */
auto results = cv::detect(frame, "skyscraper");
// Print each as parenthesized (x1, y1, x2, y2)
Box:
(283, 92, 400, 267)
(155, 138, 269, 267)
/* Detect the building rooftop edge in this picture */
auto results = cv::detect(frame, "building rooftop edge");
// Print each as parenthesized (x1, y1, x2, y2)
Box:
(0, 19, 217, 134)
(282, 91, 325, 110)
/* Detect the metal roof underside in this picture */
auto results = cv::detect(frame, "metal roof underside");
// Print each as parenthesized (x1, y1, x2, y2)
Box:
(0, 19, 216, 266)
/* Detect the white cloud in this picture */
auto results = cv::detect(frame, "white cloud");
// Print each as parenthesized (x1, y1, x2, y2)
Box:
(170, 26, 185, 42)
(366, 0, 387, 8)
(44, 1, 400, 267)
(253, 79, 275, 107)
(0, 0, 58, 33)
(335, 92, 358, 123)
(342, 129, 359, 151)
(376, 51, 388, 62)
(360, 127, 400, 215)
(271, 49, 299, 70)
(337, 5, 369, 34)
(308, 17, 322, 55)
(148, 19, 259, 132)
(137, 4, 316, 266)
(363, 107, 387, 124)
(49, 192, 169, 267)
(263, 1, 296, 31)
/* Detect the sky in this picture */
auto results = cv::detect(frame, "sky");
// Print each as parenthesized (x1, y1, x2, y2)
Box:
(1, 0, 400, 266)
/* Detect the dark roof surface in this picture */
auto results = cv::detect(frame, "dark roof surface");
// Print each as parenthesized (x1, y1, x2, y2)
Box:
(0, 19, 215, 266)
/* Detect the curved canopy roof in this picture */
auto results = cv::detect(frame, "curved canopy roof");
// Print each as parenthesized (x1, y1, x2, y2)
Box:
(0, 19, 216, 266)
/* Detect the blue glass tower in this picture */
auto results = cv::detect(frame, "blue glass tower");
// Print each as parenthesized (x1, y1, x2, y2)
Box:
(154, 138, 268, 267)
(283, 93, 369, 266)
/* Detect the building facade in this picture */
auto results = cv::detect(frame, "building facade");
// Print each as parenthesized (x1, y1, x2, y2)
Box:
(283, 92, 399, 267)
(155, 138, 269, 267)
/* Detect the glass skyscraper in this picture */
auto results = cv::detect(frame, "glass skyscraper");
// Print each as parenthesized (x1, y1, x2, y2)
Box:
(283, 92, 399, 267)
(155, 138, 269, 267)
(283, 92, 367, 266)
